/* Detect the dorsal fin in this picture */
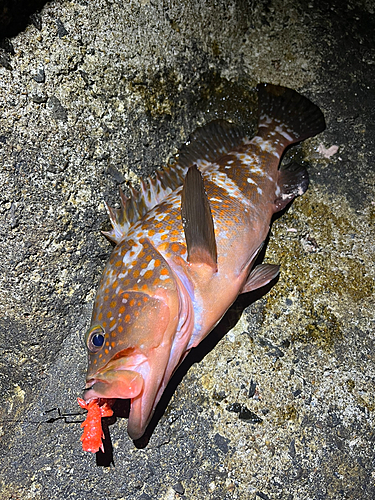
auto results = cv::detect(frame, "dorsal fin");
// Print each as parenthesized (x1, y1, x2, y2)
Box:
(181, 165, 217, 269)
(173, 119, 248, 169)
(102, 163, 186, 244)
(103, 120, 247, 245)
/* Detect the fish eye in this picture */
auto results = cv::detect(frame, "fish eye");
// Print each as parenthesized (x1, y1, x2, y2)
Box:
(86, 326, 105, 353)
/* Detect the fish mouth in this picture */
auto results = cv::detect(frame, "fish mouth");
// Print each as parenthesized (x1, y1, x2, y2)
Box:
(83, 352, 148, 401)
(83, 368, 144, 401)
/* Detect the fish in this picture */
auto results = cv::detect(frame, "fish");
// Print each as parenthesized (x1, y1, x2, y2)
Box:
(81, 83, 325, 442)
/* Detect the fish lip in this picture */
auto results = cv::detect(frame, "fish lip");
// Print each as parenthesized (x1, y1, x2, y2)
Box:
(84, 376, 103, 389)
(82, 377, 107, 400)
(83, 379, 96, 391)
(83, 365, 145, 401)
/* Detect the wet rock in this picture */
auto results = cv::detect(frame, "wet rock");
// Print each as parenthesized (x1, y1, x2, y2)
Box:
(172, 482, 184, 494)
(33, 67, 45, 83)
(56, 18, 68, 38)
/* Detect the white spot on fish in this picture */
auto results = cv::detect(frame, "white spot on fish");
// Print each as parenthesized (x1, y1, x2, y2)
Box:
(247, 177, 257, 185)
(160, 274, 170, 281)
(250, 165, 265, 175)
(154, 212, 166, 222)
(140, 258, 156, 276)
(122, 241, 143, 266)
(257, 187, 263, 195)
(259, 114, 273, 125)
(234, 152, 258, 165)
(250, 136, 279, 155)
(196, 159, 212, 171)
(207, 171, 252, 207)
(275, 125, 293, 141)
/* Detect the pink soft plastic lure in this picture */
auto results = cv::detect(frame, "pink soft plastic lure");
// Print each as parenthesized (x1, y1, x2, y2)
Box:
(77, 397, 113, 453)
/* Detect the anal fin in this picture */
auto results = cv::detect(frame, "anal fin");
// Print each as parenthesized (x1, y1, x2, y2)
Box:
(241, 264, 280, 294)
(274, 162, 309, 212)
(181, 165, 218, 270)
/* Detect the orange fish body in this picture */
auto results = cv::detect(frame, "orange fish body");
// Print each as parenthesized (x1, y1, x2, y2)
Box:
(82, 84, 325, 441)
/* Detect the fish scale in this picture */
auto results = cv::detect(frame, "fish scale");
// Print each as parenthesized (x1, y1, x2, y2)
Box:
(81, 83, 326, 445)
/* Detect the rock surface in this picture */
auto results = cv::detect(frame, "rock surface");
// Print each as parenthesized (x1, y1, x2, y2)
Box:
(0, 0, 374, 499)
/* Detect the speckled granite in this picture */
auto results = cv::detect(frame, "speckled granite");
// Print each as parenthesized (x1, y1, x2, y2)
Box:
(0, 1, 374, 499)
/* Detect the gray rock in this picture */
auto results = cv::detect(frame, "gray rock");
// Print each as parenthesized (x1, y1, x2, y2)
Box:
(0, 1, 374, 499)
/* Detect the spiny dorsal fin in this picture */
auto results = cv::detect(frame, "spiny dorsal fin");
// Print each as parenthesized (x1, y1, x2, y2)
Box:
(181, 164, 217, 269)
(274, 161, 309, 213)
(103, 163, 186, 244)
(172, 119, 248, 170)
(104, 120, 246, 245)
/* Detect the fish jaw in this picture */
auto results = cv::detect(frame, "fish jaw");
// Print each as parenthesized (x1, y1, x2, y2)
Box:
(126, 285, 194, 440)
(126, 348, 170, 440)
(83, 358, 145, 401)
(125, 270, 197, 440)
(82, 343, 172, 440)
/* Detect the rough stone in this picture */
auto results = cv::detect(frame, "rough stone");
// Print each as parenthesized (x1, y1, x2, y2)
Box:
(0, 0, 374, 499)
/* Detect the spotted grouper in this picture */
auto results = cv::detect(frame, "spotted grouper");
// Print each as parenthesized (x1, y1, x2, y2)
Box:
(79, 83, 325, 449)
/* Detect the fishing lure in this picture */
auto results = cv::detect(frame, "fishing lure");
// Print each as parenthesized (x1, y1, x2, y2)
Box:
(77, 398, 113, 453)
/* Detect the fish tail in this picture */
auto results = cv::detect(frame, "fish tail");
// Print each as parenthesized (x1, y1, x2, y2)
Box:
(257, 83, 326, 145)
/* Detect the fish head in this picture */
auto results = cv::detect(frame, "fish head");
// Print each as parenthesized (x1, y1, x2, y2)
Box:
(83, 237, 181, 439)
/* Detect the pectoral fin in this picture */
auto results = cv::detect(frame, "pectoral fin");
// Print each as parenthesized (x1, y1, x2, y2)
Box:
(274, 162, 309, 212)
(241, 264, 280, 293)
(181, 164, 218, 270)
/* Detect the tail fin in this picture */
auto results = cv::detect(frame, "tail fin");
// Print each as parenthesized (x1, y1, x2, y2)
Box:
(257, 83, 326, 145)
